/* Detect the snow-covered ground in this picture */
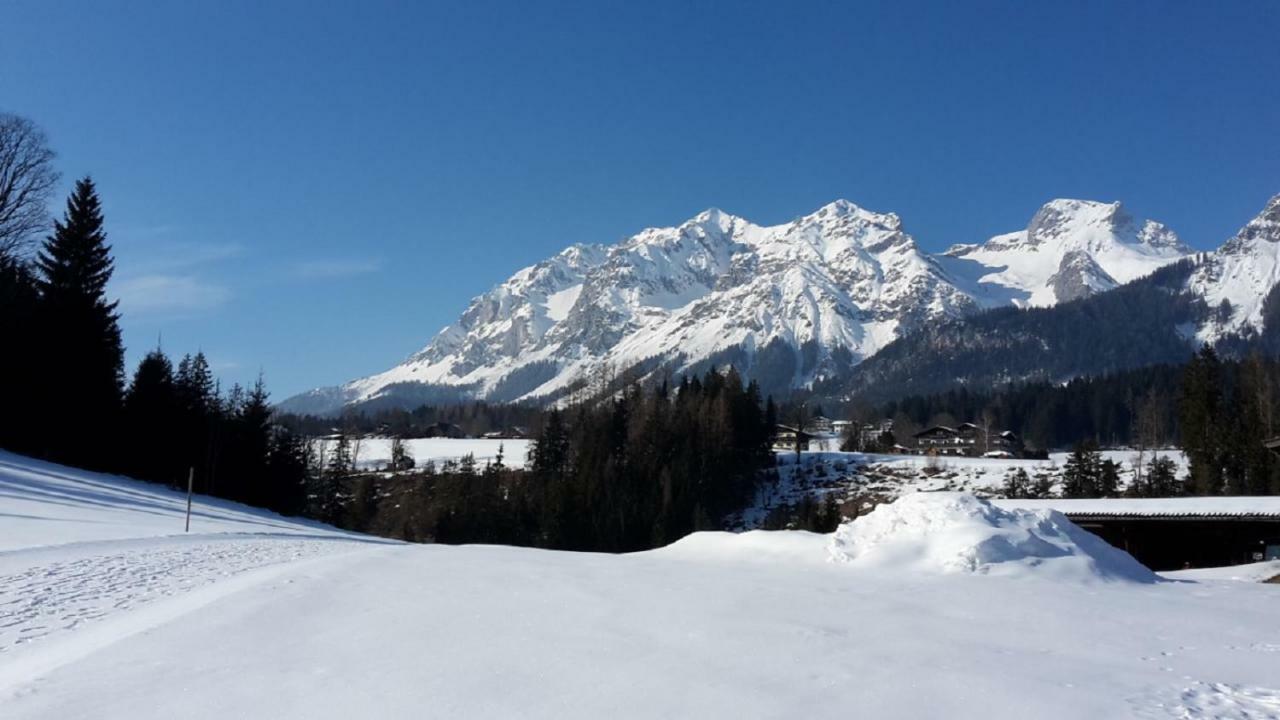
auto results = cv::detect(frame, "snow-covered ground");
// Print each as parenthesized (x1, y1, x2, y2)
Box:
(0, 451, 359, 551)
(1164, 560, 1280, 583)
(310, 436, 532, 471)
(2, 451, 1278, 719)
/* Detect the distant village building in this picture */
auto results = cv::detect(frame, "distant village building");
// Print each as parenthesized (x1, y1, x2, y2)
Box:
(913, 423, 1020, 457)
(482, 426, 530, 440)
(859, 419, 895, 448)
(423, 421, 466, 439)
(804, 416, 834, 435)
(772, 425, 814, 452)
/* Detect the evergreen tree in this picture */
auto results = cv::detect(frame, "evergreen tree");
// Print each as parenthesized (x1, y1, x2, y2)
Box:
(0, 257, 43, 453)
(1180, 346, 1225, 495)
(223, 375, 272, 506)
(264, 426, 310, 515)
(1030, 472, 1054, 499)
(459, 452, 477, 476)
(123, 348, 182, 483)
(1061, 440, 1102, 498)
(174, 352, 219, 491)
(1003, 468, 1031, 499)
(389, 436, 414, 471)
(1098, 458, 1120, 497)
(1146, 455, 1181, 497)
(315, 434, 352, 525)
(345, 476, 379, 532)
(34, 177, 123, 467)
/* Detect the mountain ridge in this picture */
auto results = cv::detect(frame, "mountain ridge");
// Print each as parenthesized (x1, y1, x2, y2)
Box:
(280, 196, 1214, 415)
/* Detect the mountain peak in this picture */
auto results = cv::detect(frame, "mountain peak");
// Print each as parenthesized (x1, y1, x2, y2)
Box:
(795, 199, 903, 233)
(1027, 199, 1129, 244)
(1221, 193, 1280, 254)
(685, 207, 740, 235)
(816, 198, 859, 215)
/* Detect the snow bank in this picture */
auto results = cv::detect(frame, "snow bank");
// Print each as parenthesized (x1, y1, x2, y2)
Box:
(1162, 560, 1280, 583)
(828, 492, 1157, 583)
(649, 529, 829, 565)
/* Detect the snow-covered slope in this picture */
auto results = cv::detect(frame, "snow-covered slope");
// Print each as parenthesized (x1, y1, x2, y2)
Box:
(4, 471, 1279, 720)
(1189, 194, 1280, 343)
(285, 198, 1194, 414)
(940, 198, 1190, 307)
(0, 450, 357, 551)
(0, 450, 381, 685)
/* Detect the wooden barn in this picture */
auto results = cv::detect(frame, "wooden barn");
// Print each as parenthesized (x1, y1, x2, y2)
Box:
(995, 497, 1280, 572)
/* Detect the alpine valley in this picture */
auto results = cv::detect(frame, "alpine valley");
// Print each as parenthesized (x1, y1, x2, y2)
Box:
(281, 195, 1280, 415)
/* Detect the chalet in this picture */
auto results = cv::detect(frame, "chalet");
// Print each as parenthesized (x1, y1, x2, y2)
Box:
(423, 421, 466, 439)
(804, 416, 835, 435)
(913, 425, 972, 455)
(772, 424, 814, 452)
(995, 496, 1280, 571)
(859, 419, 895, 448)
(482, 426, 530, 440)
(913, 423, 1020, 457)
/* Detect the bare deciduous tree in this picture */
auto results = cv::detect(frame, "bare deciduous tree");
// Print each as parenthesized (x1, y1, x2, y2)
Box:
(0, 113, 59, 260)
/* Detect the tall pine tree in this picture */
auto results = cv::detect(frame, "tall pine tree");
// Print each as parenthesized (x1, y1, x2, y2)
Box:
(35, 177, 123, 468)
(0, 258, 43, 453)
(123, 348, 182, 483)
(1180, 346, 1225, 495)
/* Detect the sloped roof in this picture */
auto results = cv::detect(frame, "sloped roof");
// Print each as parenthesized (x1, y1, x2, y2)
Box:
(914, 425, 957, 437)
(993, 497, 1280, 520)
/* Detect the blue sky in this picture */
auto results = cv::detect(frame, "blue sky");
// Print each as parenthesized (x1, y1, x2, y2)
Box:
(2, 1, 1278, 398)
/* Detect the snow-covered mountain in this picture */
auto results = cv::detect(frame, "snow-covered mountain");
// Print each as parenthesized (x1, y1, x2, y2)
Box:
(1188, 194, 1280, 343)
(939, 198, 1190, 307)
(831, 193, 1280, 403)
(282, 198, 1192, 414)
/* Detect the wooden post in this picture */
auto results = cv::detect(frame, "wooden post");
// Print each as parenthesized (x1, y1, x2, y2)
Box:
(184, 467, 194, 533)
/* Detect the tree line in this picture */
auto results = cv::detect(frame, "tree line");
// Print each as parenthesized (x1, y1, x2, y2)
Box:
(310, 369, 778, 551)
(0, 112, 309, 515)
(279, 400, 542, 439)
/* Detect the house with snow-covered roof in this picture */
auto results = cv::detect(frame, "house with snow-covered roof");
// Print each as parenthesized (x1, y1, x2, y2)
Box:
(913, 423, 1020, 457)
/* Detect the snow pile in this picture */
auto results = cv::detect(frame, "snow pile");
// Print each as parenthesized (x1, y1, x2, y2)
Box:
(828, 492, 1157, 583)
(649, 529, 829, 566)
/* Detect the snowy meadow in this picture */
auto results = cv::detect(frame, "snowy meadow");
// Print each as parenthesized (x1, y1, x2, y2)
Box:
(2, 450, 1278, 719)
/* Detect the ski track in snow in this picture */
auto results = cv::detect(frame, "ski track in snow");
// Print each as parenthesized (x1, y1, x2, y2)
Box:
(0, 536, 364, 654)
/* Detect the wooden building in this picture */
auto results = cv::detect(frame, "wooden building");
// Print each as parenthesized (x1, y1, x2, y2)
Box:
(772, 425, 814, 453)
(913, 423, 1020, 457)
(995, 497, 1280, 571)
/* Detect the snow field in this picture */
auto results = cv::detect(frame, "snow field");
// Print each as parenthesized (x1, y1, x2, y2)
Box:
(310, 436, 532, 471)
(2, 451, 1278, 719)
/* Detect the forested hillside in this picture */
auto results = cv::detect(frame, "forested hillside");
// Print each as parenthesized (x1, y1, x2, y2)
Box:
(824, 260, 1220, 403)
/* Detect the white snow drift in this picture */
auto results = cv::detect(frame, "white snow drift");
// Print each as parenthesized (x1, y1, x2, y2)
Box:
(827, 492, 1157, 582)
